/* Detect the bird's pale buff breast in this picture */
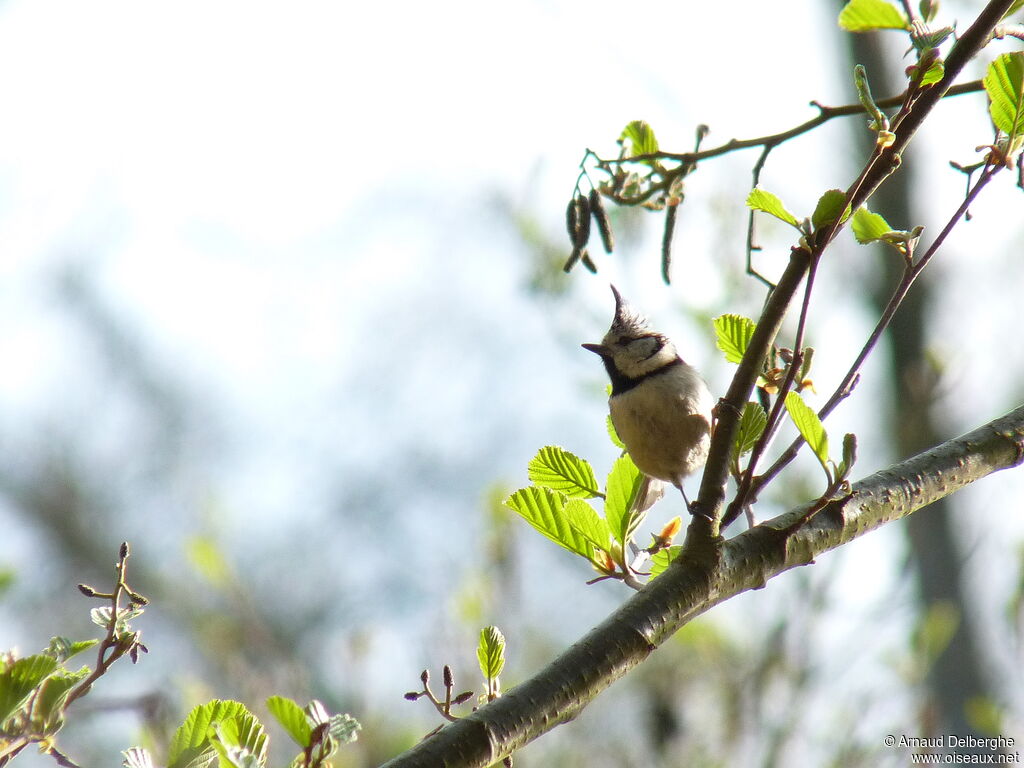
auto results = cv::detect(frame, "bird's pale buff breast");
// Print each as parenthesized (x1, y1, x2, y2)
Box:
(609, 366, 712, 485)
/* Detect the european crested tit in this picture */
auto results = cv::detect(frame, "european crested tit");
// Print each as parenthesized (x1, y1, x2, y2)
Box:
(583, 286, 713, 508)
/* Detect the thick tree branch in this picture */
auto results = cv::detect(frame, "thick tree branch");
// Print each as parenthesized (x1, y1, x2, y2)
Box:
(382, 405, 1024, 767)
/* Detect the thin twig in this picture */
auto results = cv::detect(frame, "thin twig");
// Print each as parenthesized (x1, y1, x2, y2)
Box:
(743, 160, 1002, 510)
(602, 81, 983, 169)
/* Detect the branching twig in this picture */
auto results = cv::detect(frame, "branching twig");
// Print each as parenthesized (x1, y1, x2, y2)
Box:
(685, 0, 1017, 542)
(741, 159, 1003, 515)
(593, 81, 983, 173)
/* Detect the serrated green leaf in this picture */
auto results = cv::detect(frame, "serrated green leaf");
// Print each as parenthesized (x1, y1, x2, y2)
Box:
(527, 446, 601, 498)
(919, 59, 944, 87)
(477, 626, 506, 680)
(209, 708, 267, 767)
(984, 53, 1024, 144)
(650, 547, 682, 579)
(266, 696, 311, 748)
(326, 713, 361, 744)
(838, 432, 859, 480)
(168, 700, 250, 768)
(713, 314, 757, 364)
(0, 654, 59, 723)
(839, 0, 908, 31)
(746, 188, 800, 228)
(564, 498, 613, 554)
(811, 189, 849, 230)
(619, 120, 659, 156)
(604, 455, 644, 548)
(732, 402, 768, 462)
(46, 637, 99, 662)
(123, 747, 156, 768)
(35, 667, 90, 728)
(851, 206, 893, 244)
(505, 487, 593, 560)
(785, 391, 830, 473)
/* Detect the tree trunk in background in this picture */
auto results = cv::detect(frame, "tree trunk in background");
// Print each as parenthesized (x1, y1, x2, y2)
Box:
(840, 22, 993, 747)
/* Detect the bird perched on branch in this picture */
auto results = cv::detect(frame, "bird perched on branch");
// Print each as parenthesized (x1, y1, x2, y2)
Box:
(583, 285, 713, 510)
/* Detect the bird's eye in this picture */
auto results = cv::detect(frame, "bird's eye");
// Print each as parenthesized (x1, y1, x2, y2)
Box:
(623, 335, 664, 360)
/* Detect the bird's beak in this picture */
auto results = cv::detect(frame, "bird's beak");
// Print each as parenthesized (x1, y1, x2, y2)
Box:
(582, 342, 610, 357)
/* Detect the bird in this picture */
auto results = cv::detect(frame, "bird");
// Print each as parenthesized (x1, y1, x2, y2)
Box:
(582, 285, 713, 511)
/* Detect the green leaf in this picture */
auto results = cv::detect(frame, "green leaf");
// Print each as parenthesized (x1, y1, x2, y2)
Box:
(838, 432, 859, 480)
(838, 0, 908, 31)
(0, 568, 14, 596)
(477, 626, 506, 680)
(46, 637, 99, 662)
(851, 206, 892, 244)
(564, 498, 613, 554)
(34, 667, 90, 729)
(326, 713, 361, 744)
(853, 64, 890, 135)
(0, 654, 59, 723)
(912, 601, 959, 667)
(919, 59, 944, 87)
(168, 700, 251, 768)
(619, 120, 659, 156)
(785, 391, 830, 474)
(746, 188, 800, 228)
(186, 535, 232, 589)
(713, 314, 757, 364)
(209, 707, 267, 766)
(123, 747, 156, 768)
(810, 189, 849, 230)
(732, 402, 768, 463)
(606, 414, 625, 449)
(527, 446, 601, 498)
(650, 547, 682, 579)
(505, 487, 593, 560)
(1002, 0, 1024, 21)
(266, 695, 311, 748)
(604, 455, 645, 548)
(984, 53, 1024, 146)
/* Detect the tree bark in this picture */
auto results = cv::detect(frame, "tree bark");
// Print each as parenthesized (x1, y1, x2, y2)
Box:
(381, 406, 1024, 767)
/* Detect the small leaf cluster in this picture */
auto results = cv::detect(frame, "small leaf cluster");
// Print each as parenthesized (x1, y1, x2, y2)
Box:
(851, 206, 924, 259)
(839, 0, 952, 96)
(0, 641, 97, 766)
(746, 187, 852, 247)
(712, 313, 857, 492)
(981, 52, 1024, 169)
(571, 120, 707, 284)
(125, 697, 359, 768)
(1, 543, 148, 768)
(505, 443, 680, 587)
(404, 626, 510, 763)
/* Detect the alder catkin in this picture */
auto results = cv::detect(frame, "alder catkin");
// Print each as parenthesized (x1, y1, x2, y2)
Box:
(661, 202, 678, 285)
(573, 194, 591, 249)
(588, 188, 615, 253)
(580, 249, 597, 273)
(565, 197, 580, 245)
(564, 246, 582, 273)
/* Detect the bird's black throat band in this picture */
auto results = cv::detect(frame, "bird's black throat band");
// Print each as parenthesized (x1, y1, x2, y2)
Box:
(604, 356, 684, 395)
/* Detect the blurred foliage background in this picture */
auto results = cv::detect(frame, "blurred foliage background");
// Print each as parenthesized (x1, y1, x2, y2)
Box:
(2, 1, 1024, 766)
